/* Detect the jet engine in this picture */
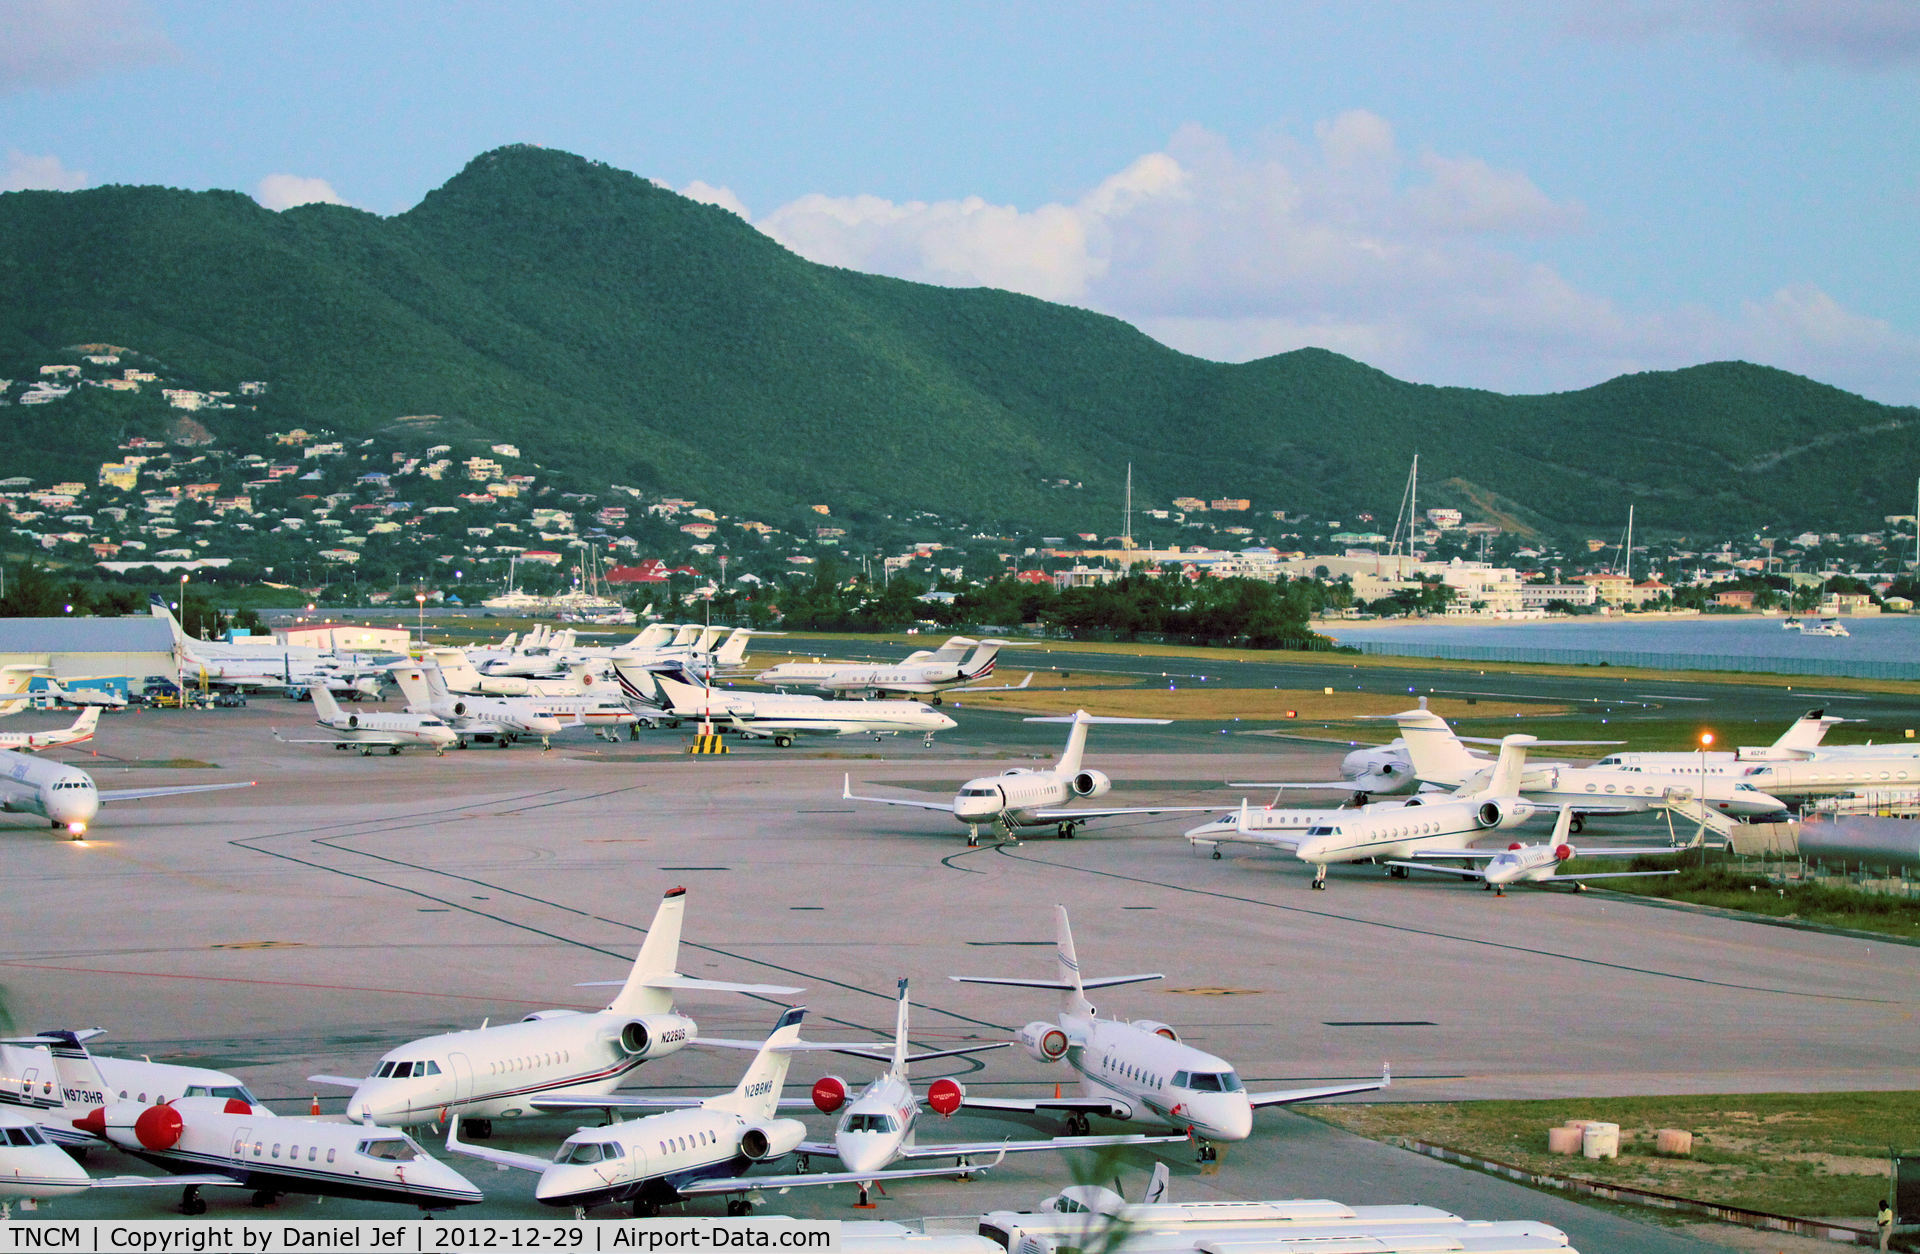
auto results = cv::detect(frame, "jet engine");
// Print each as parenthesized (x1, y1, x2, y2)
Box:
(1553, 843, 1575, 863)
(606, 1013, 696, 1058)
(811, 1075, 849, 1114)
(925, 1077, 964, 1116)
(1475, 799, 1532, 829)
(1069, 770, 1111, 799)
(1130, 1020, 1179, 1041)
(1019, 1022, 1071, 1063)
(736, 1118, 808, 1161)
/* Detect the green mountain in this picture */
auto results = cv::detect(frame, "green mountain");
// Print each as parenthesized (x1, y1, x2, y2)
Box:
(1, 144, 1913, 535)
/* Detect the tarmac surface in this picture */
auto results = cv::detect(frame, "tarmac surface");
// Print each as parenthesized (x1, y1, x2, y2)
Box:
(4, 683, 1918, 1252)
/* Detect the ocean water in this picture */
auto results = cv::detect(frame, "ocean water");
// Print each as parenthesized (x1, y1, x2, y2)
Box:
(1320, 614, 1920, 679)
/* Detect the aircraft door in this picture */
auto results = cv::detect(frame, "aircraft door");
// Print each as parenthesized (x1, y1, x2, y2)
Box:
(448, 1053, 473, 1105)
(232, 1126, 251, 1157)
(18, 1065, 38, 1099)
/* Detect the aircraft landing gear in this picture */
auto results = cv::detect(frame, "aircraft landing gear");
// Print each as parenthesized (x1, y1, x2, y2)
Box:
(1493, 885, 1507, 897)
(1311, 865, 1328, 891)
(773, 735, 793, 748)
(967, 825, 980, 848)
(1065, 1112, 1090, 1136)
(359, 746, 373, 756)
(249, 1189, 277, 1209)
(1056, 821, 1078, 839)
(1211, 847, 1222, 860)
(726, 1199, 752, 1217)
(464, 1118, 493, 1140)
(180, 1186, 207, 1216)
(387, 746, 401, 755)
(1570, 815, 1586, 835)
(854, 1184, 873, 1209)
(930, 695, 943, 706)
(572, 1206, 587, 1221)
(1195, 1140, 1218, 1163)
(632, 1199, 660, 1218)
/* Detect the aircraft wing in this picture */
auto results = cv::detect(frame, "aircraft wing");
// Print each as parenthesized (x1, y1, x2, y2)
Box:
(676, 1149, 1007, 1196)
(1382, 861, 1488, 881)
(271, 730, 410, 748)
(947, 673, 1034, 695)
(571, 976, 805, 996)
(96, 781, 256, 803)
(1248, 1065, 1390, 1109)
(1030, 805, 1223, 820)
(1187, 829, 1307, 853)
(91, 1173, 237, 1189)
(842, 775, 953, 812)
(307, 1075, 362, 1088)
(1551, 870, 1680, 882)
(529, 1094, 815, 1112)
(445, 1117, 551, 1172)
(897, 1132, 1186, 1159)
(1405, 848, 1499, 861)
(961, 1096, 1134, 1119)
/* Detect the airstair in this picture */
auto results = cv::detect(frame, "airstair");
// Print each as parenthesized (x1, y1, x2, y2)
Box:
(1657, 788, 1797, 856)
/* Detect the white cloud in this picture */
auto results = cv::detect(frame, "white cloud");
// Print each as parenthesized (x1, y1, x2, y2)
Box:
(0, 0, 176, 93)
(2, 149, 88, 192)
(678, 180, 751, 218)
(254, 174, 348, 212)
(695, 115, 1920, 404)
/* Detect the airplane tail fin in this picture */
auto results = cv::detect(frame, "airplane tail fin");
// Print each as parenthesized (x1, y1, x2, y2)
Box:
(712, 629, 753, 668)
(653, 672, 720, 714)
(959, 639, 1001, 679)
(418, 662, 454, 704)
(1484, 735, 1536, 799)
(891, 978, 912, 1076)
(0, 665, 50, 717)
(388, 663, 433, 710)
(1774, 709, 1842, 753)
(1054, 905, 1093, 1018)
(40, 1029, 112, 1131)
(310, 683, 344, 723)
(1056, 711, 1094, 776)
(609, 887, 687, 1015)
(930, 636, 976, 663)
(631, 623, 673, 651)
(611, 661, 664, 710)
(706, 1007, 806, 1119)
(1391, 708, 1482, 786)
(1549, 805, 1576, 851)
(428, 648, 486, 693)
(670, 625, 701, 648)
(66, 706, 103, 738)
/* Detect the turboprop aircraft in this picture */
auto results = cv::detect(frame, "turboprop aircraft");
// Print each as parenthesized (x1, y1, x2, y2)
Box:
(0, 748, 255, 839)
(1188, 735, 1544, 889)
(312, 887, 800, 1133)
(844, 710, 1218, 845)
(389, 661, 566, 747)
(271, 684, 457, 756)
(951, 907, 1388, 1159)
(1385, 805, 1686, 895)
(1387, 708, 1788, 830)
(42, 1031, 481, 1214)
(447, 1007, 817, 1217)
(651, 673, 956, 747)
(0, 707, 99, 752)
(770, 979, 1181, 1207)
(1, 1029, 259, 1146)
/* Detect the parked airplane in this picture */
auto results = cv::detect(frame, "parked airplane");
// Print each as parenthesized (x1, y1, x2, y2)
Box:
(756, 637, 975, 689)
(845, 710, 1217, 845)
(1593, 709, 1851, 768)
(1388, 709, 1789, 829)
(271, 685, 457, 756)
(760, 640, 1021, 703)
(447, 1007, 815, 1217)
(1227, 738, 1426, 803)
(150, 597, 380, 697)
(0, 707, 99, 752)
(0, 1105, 89, 1216)
(951, 907, 1388, 1158)
(312, 887, 800, 1132)
(651, 674, 956, 747)
(1188, 736, 1542, 889)
(0, 748, 254, 839)
(37, 680, 128, 709)
(0, 665, 50, 718)
(389, 662, 566, 747)
(43, 1030, 482, 1214)
(1385, 806, 1686, 895)
(774, 979, 1180, 1206)
(2, 1029, 260, 1146)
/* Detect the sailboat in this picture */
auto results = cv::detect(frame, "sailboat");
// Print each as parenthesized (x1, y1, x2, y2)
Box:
(551, 542, 635, 624)
(482, 554, 550, 613)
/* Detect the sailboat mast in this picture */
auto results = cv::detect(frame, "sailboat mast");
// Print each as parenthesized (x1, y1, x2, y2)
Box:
(1623, 505, 1634, 582)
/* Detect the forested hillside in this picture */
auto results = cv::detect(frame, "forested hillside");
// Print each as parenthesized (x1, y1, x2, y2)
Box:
(1, 144, 1913, 533)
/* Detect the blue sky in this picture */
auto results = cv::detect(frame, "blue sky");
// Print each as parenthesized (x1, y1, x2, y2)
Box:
(4, 0, 1917, 403)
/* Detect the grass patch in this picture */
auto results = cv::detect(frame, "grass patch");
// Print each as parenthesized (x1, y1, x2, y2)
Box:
(1575, 857, 1920, 940)
(953, 687, 1568, 722)
(1309, 1091, 1914, 1218)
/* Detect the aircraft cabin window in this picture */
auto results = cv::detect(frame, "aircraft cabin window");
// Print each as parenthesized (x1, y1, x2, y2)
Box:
(308, 1147, 317, 1161)
(272, 1144, 281, 1158)
(138, 1093, 147, 1103)
(327, 1149, 336, 1163)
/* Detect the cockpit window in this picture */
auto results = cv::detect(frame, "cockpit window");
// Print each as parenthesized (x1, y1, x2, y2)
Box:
(845, 1113, 898, 1134)
(1306, 826, 1341, 837)
(357, 1138, 418, 1161)
(4, 1127, 48, 1146)
(558, 1141, 611, 1165)
(184, 1084, 257, 1103)
(960, 787, 997, 797)
(1183, 1071, 1245, 1093)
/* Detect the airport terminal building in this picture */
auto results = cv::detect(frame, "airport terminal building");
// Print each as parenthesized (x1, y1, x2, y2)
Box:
(0, 617, 176, 693)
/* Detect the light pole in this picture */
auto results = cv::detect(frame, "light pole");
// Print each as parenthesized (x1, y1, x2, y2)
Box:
(415, 592, 427, 647)
(1698, 731, 1714, 863)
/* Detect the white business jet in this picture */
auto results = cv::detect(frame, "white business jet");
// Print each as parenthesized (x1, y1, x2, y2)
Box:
(0, 665, 51, 718)
(771, 978, 1181, 1207)
(845, 710, 1216, 845)
(42, 1030, 481, 1214)
(1, 1029, 259, 1146)
(1227, 738, 1427, 804)
(650, 673, 956, 747)
(757, 636, 976, 689)
(951, 907, 1388, 1159)
(447, 1007, 815, 1217)
(765, 640, 1023, 704)
(0, 706, 100, 752)
(0, 747, 254, 839)
(1386, 805, 1686, 895)
(1388, 708, 1788, 828)
(272, 684, 457, 756)
(389, 661, 565, 747)
(0, 1107, 221, 1219)
(313, 887, 800, 1134)
(1188, 735, 1543, 889)
(37, 679, 128, 709)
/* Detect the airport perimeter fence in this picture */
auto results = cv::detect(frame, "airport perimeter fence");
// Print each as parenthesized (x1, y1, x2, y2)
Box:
(1345, 639, 1920, 680)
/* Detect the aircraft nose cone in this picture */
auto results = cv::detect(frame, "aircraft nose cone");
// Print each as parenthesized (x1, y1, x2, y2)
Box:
(933, 713, 957, 730)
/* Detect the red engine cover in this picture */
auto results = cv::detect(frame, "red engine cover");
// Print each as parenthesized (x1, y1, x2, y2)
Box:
(134, 1104, 185, 1150)
(224, 1098, 253, 1115)
(1508, 842, 1524, 851)
(1553, 844, 1574, 862)
(925, 1077, 964, 1117)
(811, 1076, 848, 1114)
